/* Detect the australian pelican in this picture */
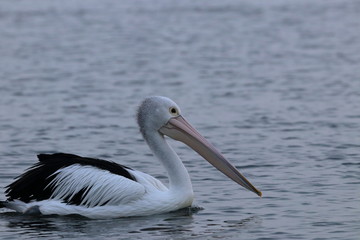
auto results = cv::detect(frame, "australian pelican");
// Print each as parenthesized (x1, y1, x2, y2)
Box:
(0, 96, 261, 219)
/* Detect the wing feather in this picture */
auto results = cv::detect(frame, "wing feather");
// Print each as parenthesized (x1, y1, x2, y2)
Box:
(5, 153, 146, 207)
(48, 165, 145, 207)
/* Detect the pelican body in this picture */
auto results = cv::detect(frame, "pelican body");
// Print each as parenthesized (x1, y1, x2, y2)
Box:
(1, 96, 261, 219)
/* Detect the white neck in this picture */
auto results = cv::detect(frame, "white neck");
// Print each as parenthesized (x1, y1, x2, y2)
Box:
(144, 131, 193, 194)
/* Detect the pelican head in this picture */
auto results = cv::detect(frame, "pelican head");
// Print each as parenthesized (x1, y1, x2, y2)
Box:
(137, 96, 262, 197)
(137, 96, 182, 137)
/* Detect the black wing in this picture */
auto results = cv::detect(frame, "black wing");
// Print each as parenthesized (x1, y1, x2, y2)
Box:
(5, 153, 136, 205)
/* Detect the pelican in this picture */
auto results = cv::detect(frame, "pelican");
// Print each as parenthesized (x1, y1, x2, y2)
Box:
(0, 96, 261, 219)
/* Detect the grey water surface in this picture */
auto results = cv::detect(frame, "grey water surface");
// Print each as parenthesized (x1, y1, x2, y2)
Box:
(0, 0, 359, 239)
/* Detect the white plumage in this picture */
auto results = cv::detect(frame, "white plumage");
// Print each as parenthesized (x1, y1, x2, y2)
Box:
(37, 169, 191, 219)
(47, 165, 147, 207)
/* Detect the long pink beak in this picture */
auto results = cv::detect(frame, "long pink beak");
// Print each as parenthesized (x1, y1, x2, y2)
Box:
(159, 115, 262, 197)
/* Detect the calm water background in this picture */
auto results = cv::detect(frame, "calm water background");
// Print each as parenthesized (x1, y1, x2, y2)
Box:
(0, 0, 359, 239)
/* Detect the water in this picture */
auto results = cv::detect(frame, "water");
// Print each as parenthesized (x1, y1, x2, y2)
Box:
(0, 0, 359, 239)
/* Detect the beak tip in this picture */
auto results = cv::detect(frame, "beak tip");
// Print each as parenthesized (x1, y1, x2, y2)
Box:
(251, 187, 262, 197)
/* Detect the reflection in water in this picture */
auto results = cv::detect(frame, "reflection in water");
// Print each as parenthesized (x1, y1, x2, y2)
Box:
(5, 214, 59, 231)
(1, 208, 260, 239)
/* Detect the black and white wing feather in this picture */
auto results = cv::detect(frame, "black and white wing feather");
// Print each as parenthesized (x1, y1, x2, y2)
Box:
(5, 153, 146, 207)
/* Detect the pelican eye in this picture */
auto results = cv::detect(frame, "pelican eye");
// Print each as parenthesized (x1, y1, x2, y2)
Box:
(169, 107, 178, 116)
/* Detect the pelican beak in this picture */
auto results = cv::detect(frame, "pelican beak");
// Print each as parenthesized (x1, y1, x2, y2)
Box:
(159, 115, 262, 197)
